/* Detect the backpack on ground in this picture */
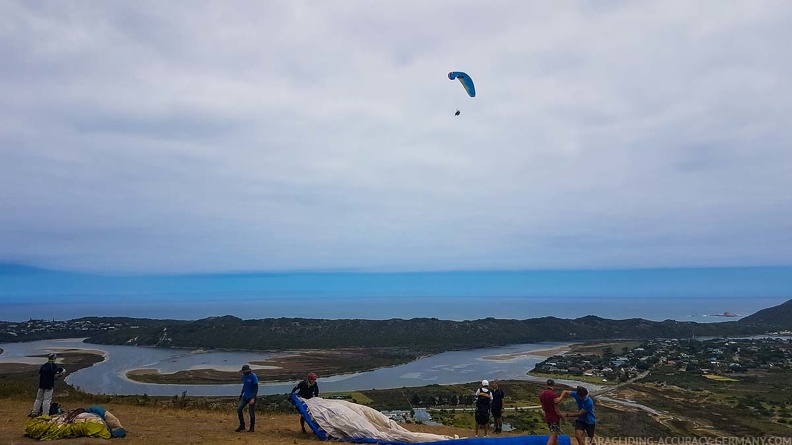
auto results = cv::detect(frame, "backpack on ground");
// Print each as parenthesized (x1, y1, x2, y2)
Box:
(48, 402, 63, 415)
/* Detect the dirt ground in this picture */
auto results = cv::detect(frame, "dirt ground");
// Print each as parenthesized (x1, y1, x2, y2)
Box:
(0, 397, 483, 445)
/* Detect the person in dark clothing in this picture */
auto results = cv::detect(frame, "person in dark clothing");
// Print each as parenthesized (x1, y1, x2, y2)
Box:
(491, 379, 505, 433)
(235, 364, 258, 433)
(291, 372, 319, 433)
(29, 353, 65, 417)
(474, 379, 493, 437)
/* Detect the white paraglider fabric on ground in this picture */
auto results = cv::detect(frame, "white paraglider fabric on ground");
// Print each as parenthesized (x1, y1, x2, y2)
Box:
(303, 396, 454, 443)
(292, 393, 571, 445)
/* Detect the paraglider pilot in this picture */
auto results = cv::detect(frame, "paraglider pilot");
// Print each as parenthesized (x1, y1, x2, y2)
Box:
(292, 372, 319, 433)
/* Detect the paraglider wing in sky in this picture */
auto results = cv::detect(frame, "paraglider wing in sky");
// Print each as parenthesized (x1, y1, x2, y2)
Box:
(448, 71, 476, 97)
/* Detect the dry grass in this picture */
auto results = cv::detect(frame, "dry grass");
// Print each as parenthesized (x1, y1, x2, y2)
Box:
(0, 397, 479, 445)
(701, 374, 739, 382)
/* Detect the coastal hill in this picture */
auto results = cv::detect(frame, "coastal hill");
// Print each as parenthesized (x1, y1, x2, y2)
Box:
(2, 299, 789, 354)
(739, 298, 792, 326)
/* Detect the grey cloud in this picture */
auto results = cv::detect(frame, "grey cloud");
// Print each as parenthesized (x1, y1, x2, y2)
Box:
(1, 1, 791, 273)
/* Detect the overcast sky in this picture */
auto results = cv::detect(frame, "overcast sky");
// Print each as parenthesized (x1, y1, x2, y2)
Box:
(1, 1, 791, 274)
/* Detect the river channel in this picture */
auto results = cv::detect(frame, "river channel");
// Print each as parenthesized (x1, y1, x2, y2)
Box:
(0, 338, 590, 396)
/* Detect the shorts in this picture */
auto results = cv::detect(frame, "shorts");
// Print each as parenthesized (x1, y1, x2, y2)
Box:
(475, 412, 490, 426)
(491, 406, 503, 419)
(575, 420, 596, 437)
(547, 422, 561, 434)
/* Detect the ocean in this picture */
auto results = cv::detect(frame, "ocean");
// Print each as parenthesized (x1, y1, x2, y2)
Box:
(1, 295, 787, 323)
(1, 267, 790, 322)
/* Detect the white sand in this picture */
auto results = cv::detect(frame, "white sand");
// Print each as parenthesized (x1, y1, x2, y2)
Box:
(482, 344, 573, 360)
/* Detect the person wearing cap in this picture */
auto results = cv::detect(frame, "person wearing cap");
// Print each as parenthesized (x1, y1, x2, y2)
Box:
(235, 364, 258, 433)
(539, 379, 562, 445)
(29, 353, 65, 417)
(291, 372, 319, 433)
(474, 379, 493, 437)
(491, 380, 505, 433)
(556, 385, 597, 445)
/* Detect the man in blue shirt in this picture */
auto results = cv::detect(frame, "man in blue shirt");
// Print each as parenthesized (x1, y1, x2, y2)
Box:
(236, 364, 258, 433)
(557, 386, 596, 445)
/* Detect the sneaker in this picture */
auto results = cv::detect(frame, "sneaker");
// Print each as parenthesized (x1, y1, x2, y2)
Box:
(247, 427, 254, 433)
(235, 426, 245, 432)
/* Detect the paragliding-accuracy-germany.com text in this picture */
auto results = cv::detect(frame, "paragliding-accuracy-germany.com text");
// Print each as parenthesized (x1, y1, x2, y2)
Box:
(597, 438, 791, 445)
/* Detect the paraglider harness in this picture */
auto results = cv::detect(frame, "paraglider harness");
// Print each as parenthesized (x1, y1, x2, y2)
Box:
(475, 386, 492, 425)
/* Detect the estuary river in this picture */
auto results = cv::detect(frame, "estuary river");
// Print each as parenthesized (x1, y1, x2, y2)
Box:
(0, 338, 587, 396)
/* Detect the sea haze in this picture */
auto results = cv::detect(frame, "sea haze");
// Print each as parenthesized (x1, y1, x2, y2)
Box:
(1, 295, 788, 323)
(1, 266, 791, 322)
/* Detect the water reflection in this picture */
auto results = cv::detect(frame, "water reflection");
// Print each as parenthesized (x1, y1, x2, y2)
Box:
(0, 338, 567, 396)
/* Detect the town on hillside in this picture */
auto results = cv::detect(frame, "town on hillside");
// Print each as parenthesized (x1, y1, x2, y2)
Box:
(532, 336, 792, 382)
(1, 319, 126, 339)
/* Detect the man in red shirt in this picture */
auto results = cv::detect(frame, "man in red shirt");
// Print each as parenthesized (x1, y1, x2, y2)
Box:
(539, 379, 562, 445)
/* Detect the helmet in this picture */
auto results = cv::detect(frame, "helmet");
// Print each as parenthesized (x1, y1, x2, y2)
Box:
(307, 373, 317, 380)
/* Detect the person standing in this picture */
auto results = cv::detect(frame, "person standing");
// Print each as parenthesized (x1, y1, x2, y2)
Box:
(474, 379, 493, 437)
(29, 353, 65, 417)
(557, 386, 597, 445)
(539, 379, 562, 445)
(291, 372, 319, 434)
(491, 380, 505, 433)
(235, 364, 258, 433)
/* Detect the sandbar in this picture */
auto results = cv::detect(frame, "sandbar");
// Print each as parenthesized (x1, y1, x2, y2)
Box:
(0, 347, 106, 365)
(483, 344, 573, 360)
(124, 347, 415, 385)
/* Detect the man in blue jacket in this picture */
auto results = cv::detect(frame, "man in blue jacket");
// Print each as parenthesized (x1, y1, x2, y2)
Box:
(236, 364, 258, 433)
(557, 385, 596, 445)
(29, 353, 65, 417)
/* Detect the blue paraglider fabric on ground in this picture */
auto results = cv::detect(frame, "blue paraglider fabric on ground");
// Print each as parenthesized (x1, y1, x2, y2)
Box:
(290, 393, 571, 445)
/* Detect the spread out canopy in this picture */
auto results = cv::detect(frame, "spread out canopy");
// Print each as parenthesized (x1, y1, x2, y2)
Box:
(448, 71, 476, 97)
(291, 393, 571, 445)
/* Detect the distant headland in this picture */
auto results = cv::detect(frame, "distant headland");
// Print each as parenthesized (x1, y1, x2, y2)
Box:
(1, 299, 790, 356)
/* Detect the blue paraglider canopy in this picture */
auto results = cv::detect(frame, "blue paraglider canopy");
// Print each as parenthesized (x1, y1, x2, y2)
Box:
(448, 71, 476, 97)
